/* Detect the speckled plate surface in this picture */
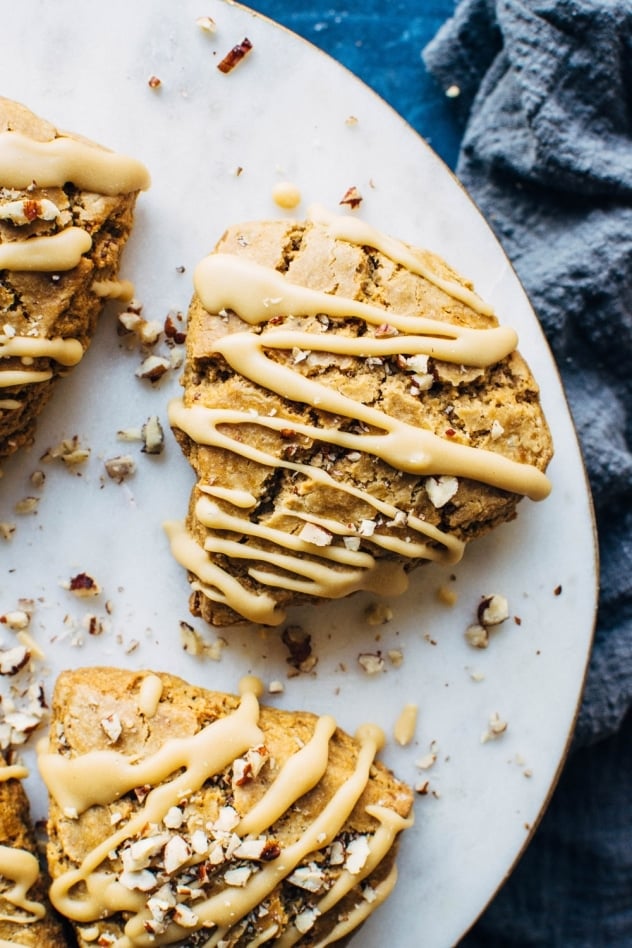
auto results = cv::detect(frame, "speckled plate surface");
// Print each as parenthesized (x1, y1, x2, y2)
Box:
(0, 2, 597, 945)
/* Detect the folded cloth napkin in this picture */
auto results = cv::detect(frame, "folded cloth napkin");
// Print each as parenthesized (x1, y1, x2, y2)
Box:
(425, 0, 632, 745)
(424, 1, 632, 944)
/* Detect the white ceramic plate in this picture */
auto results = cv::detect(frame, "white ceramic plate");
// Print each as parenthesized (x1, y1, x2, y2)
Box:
(0, 2, 597, 946)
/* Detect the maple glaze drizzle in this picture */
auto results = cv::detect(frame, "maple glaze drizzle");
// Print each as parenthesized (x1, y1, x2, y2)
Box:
(0, 130, 150, 195)
(38, 674, 410, 946)
(0, 765, 46, 926)
(168, 209, 551, 624)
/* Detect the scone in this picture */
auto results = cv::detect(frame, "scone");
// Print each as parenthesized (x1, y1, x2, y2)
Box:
(39, 667, 414, 947)
(0, 96, 149, 459)
(0, 758, 69, 946)
(167, 206, 553, 626)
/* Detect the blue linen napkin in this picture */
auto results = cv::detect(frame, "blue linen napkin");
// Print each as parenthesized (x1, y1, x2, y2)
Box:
(424, 1, 632, 944)
(424, 0, 632, 748)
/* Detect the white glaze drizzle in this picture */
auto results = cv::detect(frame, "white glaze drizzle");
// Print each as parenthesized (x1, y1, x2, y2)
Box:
(0, 368, 52, 388)
(0, 765, 46, 925)
(0, 131, 150, 195)
(137, 673, 163, 718)
(0, 846, 45, 923)
(0, 335, 83, 365)
(275, 805, 412, 947)
(0, 331, 83, 390)
(310, 863, 398, 947)
(308, 203, 494, 316)
(0, 227, 91, 271)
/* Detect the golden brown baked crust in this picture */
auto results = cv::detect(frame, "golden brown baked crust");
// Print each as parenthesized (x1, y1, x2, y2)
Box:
(43, 667, 413, 947)
(0, 759, 70, 946)
(170, 214, 553, 626)
(0, 96, 145, 459)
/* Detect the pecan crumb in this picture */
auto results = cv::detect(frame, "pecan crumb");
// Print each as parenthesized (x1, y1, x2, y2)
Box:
(478, 594, 509, 627)
(40, 436, 90, 466)
(217, 37, 253, 74)
(14, 496, 39, 515)
(30, 469, 45, 489)
(179, 621, 227, 661)
(195, 15, 216, 32)
(64, 573, 101, 598)
(180, 621, 204, 656)
(416, 751, 437, 771)
(83, 614, 106, 636)
(164, 311, 187, 345)
(481, 712, 508, 743)
(100, 712, 122, 744)
(426, 475, 459, 509)
(104, 455, 136, 483)
(282, 626, 317, 674)
(119, 308, 162, 346)
(339, 185, 363, 209)
(465, 624, 489, 649)
(141, 416, 165, 455)
(387, 648, 404, 667)
(298, 521, 332, 547)
(364, 602, 393, 626)
(1, 608, 30, 631)
(374, 323, 398, 338)
(466, 593, 510, 648)
(135, 355, 170, 383)
(0, 645, 31, 676)
(357, 651, 385, 675)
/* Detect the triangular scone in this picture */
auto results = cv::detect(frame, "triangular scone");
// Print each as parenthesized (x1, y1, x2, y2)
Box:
(40, 667, 414, 947)
(168, 207, 553, 627)
(0, 758, 70, 946)
(0, 96, 149, 459)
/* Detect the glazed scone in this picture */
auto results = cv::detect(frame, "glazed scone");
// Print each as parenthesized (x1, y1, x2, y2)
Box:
(39, 667, 414, 947)
(0, 96, 149, 459)
(0, 759, 70, 946)
(168, 207, 553, 626)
